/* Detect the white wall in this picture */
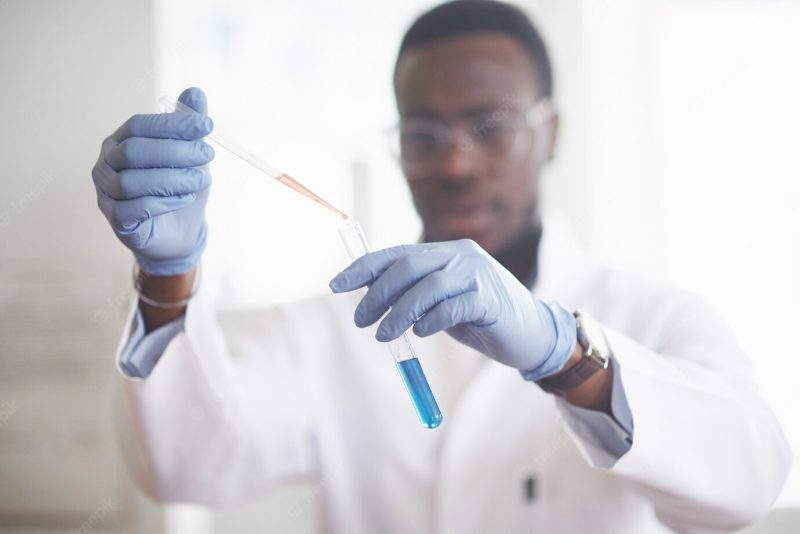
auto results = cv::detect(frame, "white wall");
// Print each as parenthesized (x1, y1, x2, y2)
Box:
(0, 0, 162, 532)
(578, 0, 800, 507)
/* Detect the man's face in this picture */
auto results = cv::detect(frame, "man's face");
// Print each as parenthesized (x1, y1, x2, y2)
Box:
(394, 34, 556, 254)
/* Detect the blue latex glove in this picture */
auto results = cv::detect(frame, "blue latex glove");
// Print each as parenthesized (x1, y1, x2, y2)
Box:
(92, 87, 214, 276)
(329, 239, 577, 380)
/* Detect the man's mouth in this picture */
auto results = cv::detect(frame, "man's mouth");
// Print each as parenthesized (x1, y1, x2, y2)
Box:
(433, 203, 494, 237)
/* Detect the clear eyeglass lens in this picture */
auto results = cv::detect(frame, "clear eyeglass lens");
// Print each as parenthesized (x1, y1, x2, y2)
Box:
(400, 130, 438, 162)
(392, 118, 527, 164)
(473, 121, 518, 154)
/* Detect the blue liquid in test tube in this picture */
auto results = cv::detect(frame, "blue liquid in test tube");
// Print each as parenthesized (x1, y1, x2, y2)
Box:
(396, 357, 443, 428)
(339, 220, 443, 429)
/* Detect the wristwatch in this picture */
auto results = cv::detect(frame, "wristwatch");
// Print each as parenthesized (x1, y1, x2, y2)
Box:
(537, 310, 611, 396)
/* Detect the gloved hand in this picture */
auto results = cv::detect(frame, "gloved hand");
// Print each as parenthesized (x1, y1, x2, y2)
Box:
(329, 239, 577, 381)
(92, 87, 214, 276)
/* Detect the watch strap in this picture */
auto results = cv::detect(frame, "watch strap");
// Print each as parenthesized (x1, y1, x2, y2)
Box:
(537, 354, 605, 396)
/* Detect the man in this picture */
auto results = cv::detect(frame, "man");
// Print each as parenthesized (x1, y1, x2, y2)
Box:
(92, 1, 790, 532)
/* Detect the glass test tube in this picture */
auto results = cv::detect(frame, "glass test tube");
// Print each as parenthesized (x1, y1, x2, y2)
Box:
(338, 220, 443, 429)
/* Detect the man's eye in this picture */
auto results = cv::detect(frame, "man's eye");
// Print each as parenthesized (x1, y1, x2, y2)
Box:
(475, 122, 515, 145)
(401, 132, 437, 157)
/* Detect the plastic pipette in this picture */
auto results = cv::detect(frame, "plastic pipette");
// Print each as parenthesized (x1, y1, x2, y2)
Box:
(158, 96, 348, 220)
(159, 97, 441, 427)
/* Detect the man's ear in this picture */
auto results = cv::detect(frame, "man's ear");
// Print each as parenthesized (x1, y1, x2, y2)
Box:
(545, 112, 559, 162)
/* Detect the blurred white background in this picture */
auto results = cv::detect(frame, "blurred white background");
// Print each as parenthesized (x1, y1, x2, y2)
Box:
(0, 0, 798, 532)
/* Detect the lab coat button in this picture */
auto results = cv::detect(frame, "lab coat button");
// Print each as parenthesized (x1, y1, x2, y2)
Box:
(523, 475, 536, 503)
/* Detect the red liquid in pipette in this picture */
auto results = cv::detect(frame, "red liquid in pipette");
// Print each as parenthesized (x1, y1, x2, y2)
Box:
(276, 173, 349, 220)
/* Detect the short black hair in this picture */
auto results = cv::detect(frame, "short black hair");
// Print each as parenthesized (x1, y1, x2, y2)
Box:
(395, 0, 553, 98)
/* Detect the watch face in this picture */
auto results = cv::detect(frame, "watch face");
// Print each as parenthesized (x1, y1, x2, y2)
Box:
(578, 312, 611, 360)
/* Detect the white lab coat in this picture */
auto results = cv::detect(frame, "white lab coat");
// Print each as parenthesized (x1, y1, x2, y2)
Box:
(114, 216, 791, 534)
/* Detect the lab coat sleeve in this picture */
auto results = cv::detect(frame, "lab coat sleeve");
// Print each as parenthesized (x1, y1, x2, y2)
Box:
(554, 356, 633, 462)
(117, 308, 184, 378)
(113, 287, 318, 505)
(556, 293, 792, 532)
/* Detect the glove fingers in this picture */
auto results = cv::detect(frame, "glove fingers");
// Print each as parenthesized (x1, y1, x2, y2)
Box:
(101, 167, 211, 200)
(330, 242, 434, 292)
(91, 156, 116, 196)
(375, 270, 475, 342)
(354, 250, 452, 327)
(412, 291, 487, 337)
(103, 193, 197, 232)
(105, 137, 214, 171)
(112, 112, 212, 143)
(178, 87, 208, 115)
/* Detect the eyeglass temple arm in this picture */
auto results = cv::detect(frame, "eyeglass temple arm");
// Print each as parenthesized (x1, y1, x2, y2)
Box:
(526, 98, 556, 127)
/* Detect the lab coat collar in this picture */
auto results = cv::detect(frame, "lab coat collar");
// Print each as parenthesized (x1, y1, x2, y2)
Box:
(416, 211, 594, 303)
(533, 212, 598, 306)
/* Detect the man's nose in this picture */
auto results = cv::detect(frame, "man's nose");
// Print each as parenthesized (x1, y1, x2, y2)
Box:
(436, 130, 479, 180)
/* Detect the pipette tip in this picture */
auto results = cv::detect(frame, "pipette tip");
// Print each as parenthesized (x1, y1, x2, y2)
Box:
(275, 173, 349, 220)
